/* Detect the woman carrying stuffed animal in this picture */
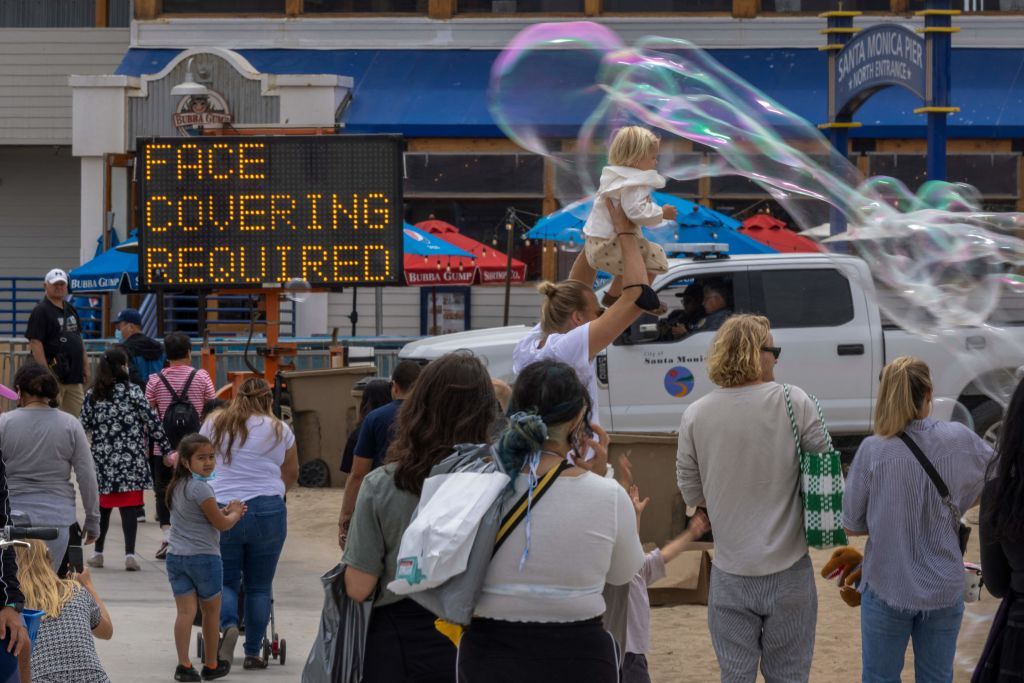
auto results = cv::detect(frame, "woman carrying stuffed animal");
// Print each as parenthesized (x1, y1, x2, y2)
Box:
(842, 356, 992, 683)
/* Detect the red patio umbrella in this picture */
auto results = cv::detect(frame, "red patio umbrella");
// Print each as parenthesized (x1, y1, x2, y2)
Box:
(740, 214, 821, 253)
(415, 219, 527, 285)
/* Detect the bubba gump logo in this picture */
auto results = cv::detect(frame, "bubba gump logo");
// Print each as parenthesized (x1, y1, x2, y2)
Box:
(173, 90, 232, 135)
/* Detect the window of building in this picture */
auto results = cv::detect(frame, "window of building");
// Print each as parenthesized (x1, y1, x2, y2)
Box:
(755, 269, 854, 328)
(304, 0, 427, 11)
(458, 0, 584, 12)
(405, 199, 545, 279)
(761, 0, 889, 10)
(405, 154, 544, 197)
(162, 0, 284, 12)
(0, 0, 130, 27)
(603, 0, 731, 11)
(867, 153, 1020, 198)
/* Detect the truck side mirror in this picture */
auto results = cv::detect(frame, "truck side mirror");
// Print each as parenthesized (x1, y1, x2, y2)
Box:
(613, 316, 661, 346)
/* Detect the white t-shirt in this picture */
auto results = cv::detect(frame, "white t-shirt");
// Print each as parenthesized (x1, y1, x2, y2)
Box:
(201, 416, 295, 503)
(512, 323, 600, 427)
(583, 165, 667, 239)
(474, 473, 643, 623)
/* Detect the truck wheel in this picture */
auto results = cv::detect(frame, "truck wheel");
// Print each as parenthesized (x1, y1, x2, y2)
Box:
(971, 400, 1004, 447)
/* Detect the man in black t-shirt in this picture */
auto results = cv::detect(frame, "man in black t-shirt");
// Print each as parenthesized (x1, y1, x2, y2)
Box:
(25, 268, 89, 417)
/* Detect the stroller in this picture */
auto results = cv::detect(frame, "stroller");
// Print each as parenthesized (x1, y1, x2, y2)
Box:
(195, 585, 287, 666)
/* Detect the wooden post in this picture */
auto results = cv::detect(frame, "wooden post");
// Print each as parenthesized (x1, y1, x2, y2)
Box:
(733, 0, 759, 18)
(286, 0, 303, 16)
(584, 0, 601, 15)
(134, 0, 161, 20)
(541, 159, 558, 281)
(891, 0, 910, 13)
(429, 0, 456, 19)
(96, 0, 109, 26)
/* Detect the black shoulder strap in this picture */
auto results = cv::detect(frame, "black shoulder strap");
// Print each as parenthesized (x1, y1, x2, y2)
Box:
(492, 459, 571, 557)
(898, 432, 950, 499)
(180, 368, 198, 398)
(157, 371, 183, 404)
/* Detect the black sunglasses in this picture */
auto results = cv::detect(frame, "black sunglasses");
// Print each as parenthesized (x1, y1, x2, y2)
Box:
(762, 346, 782, 360)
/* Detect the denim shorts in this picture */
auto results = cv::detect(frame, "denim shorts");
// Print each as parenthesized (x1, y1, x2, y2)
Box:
(166, 553, 223, 600)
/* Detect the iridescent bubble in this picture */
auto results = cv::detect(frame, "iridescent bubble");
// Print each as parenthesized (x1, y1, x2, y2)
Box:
(490, 22, 1024, 406)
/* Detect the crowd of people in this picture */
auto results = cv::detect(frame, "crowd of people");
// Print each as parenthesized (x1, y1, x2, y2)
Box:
(0, 158, 1018, 683)
(0, 267, 296, 681)
(331, 181, 1022, 683)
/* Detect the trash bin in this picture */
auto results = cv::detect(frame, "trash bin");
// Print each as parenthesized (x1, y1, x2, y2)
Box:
(281, 366, 376, 487)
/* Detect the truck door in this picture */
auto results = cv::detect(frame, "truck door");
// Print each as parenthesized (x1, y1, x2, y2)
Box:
(748, 265, 874, 433)
(605, 265, 751, 433)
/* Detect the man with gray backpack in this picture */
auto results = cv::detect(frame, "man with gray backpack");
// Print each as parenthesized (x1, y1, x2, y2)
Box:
(145, 331, 216, 559)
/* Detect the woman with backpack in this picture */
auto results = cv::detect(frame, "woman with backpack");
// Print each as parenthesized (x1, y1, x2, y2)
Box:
(200, 377, 298, 669)
(145, 332, 216, 560)
(82, 347, 171, 571)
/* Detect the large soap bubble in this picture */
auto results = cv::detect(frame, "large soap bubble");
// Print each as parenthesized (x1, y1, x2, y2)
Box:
(491, 22, 1024, 411)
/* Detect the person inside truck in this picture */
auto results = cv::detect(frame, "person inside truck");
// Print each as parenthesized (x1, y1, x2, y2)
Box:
(692, 282, 732, 333)
(658, 284, 704, 341)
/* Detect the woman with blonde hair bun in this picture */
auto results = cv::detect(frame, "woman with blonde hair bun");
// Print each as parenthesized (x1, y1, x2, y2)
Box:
(676, 314, 828, 681)
(16, 540, 112, 682)
(513, 200, 656, 437)
(843, 356, 992, 682)
(199, 377, 298, 670)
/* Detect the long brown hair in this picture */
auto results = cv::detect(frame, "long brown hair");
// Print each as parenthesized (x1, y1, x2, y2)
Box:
(207, 377, 283, 464)
(388, 353, 496, 495)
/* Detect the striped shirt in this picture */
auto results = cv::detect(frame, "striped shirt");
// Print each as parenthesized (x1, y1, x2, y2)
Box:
(144, 365, 216, 422)
(842, 418, 993, 611)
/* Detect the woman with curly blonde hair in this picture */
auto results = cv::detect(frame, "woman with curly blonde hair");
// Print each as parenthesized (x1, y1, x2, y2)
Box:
(199, 377, 298, 670)
(676, 314, 829, 681)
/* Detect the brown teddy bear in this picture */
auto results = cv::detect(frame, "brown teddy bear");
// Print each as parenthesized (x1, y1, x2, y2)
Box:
(820, 546, 863, 607)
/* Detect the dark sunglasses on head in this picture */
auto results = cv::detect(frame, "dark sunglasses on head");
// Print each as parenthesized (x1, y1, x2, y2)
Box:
(762, 346, 782, 360)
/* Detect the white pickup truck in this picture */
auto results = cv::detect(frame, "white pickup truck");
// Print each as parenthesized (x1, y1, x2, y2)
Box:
(399, 252, 1020, 445)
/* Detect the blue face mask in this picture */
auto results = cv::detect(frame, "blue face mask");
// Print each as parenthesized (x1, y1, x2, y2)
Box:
(191, 471, 216, 482)
(114, 328, 123, 342)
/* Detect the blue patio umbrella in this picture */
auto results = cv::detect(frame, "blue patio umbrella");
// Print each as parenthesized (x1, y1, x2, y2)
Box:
(70, 233, 139, 293)
(525, 192, 743, 245)
(403, 223, 474, 258)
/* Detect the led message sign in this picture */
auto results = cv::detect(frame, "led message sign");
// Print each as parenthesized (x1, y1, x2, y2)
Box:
(137, 136, 404, 289)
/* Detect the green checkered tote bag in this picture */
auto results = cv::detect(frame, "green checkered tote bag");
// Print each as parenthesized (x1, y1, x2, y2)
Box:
(783, 384, 848, 549)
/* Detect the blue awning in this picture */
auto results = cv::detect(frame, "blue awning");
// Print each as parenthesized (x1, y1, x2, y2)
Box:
(70, 246, 139, 293)
(116, 47, 1024, 138)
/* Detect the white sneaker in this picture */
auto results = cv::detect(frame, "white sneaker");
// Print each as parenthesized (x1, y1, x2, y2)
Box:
(86, 553, 104, 569)
(125, 554, 141, 571)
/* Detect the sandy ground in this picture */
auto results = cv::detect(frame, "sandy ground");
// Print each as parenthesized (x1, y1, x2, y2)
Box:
(85, 486, 998, 682)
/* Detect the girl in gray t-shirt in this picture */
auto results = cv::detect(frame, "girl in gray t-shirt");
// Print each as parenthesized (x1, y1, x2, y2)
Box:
(164, 434, 246, 682)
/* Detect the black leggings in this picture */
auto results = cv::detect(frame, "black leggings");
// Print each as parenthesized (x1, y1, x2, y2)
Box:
(457, 617, 619, 683)
(96, 506, 140, 555)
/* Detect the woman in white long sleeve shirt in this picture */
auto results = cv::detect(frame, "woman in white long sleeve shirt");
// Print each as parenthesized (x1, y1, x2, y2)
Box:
(458, 359, 644, 683)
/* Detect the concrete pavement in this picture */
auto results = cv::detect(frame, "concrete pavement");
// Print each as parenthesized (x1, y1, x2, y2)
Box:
(87, 491, 330, 683)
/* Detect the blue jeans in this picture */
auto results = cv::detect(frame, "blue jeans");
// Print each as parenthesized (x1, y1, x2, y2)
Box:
(218, 495, 287, 656)
(860, 588, 964, 683)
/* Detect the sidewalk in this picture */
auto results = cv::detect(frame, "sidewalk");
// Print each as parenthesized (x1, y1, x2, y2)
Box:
(87, 490, 335, 682)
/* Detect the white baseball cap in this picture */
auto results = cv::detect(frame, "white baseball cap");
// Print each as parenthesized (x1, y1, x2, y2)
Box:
(44, 268, 68, 285)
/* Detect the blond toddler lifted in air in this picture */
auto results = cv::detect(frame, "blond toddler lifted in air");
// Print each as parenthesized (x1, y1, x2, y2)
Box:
(582, 126, 676, 312)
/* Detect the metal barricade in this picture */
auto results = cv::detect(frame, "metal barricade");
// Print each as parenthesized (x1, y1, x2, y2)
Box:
(0, 336, 417, 393)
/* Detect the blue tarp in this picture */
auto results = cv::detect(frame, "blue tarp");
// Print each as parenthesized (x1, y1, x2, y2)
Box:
(116, 47, 1024, 138)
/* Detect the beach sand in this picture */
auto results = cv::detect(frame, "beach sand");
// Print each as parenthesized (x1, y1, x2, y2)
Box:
(292, 487, 998, 683)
